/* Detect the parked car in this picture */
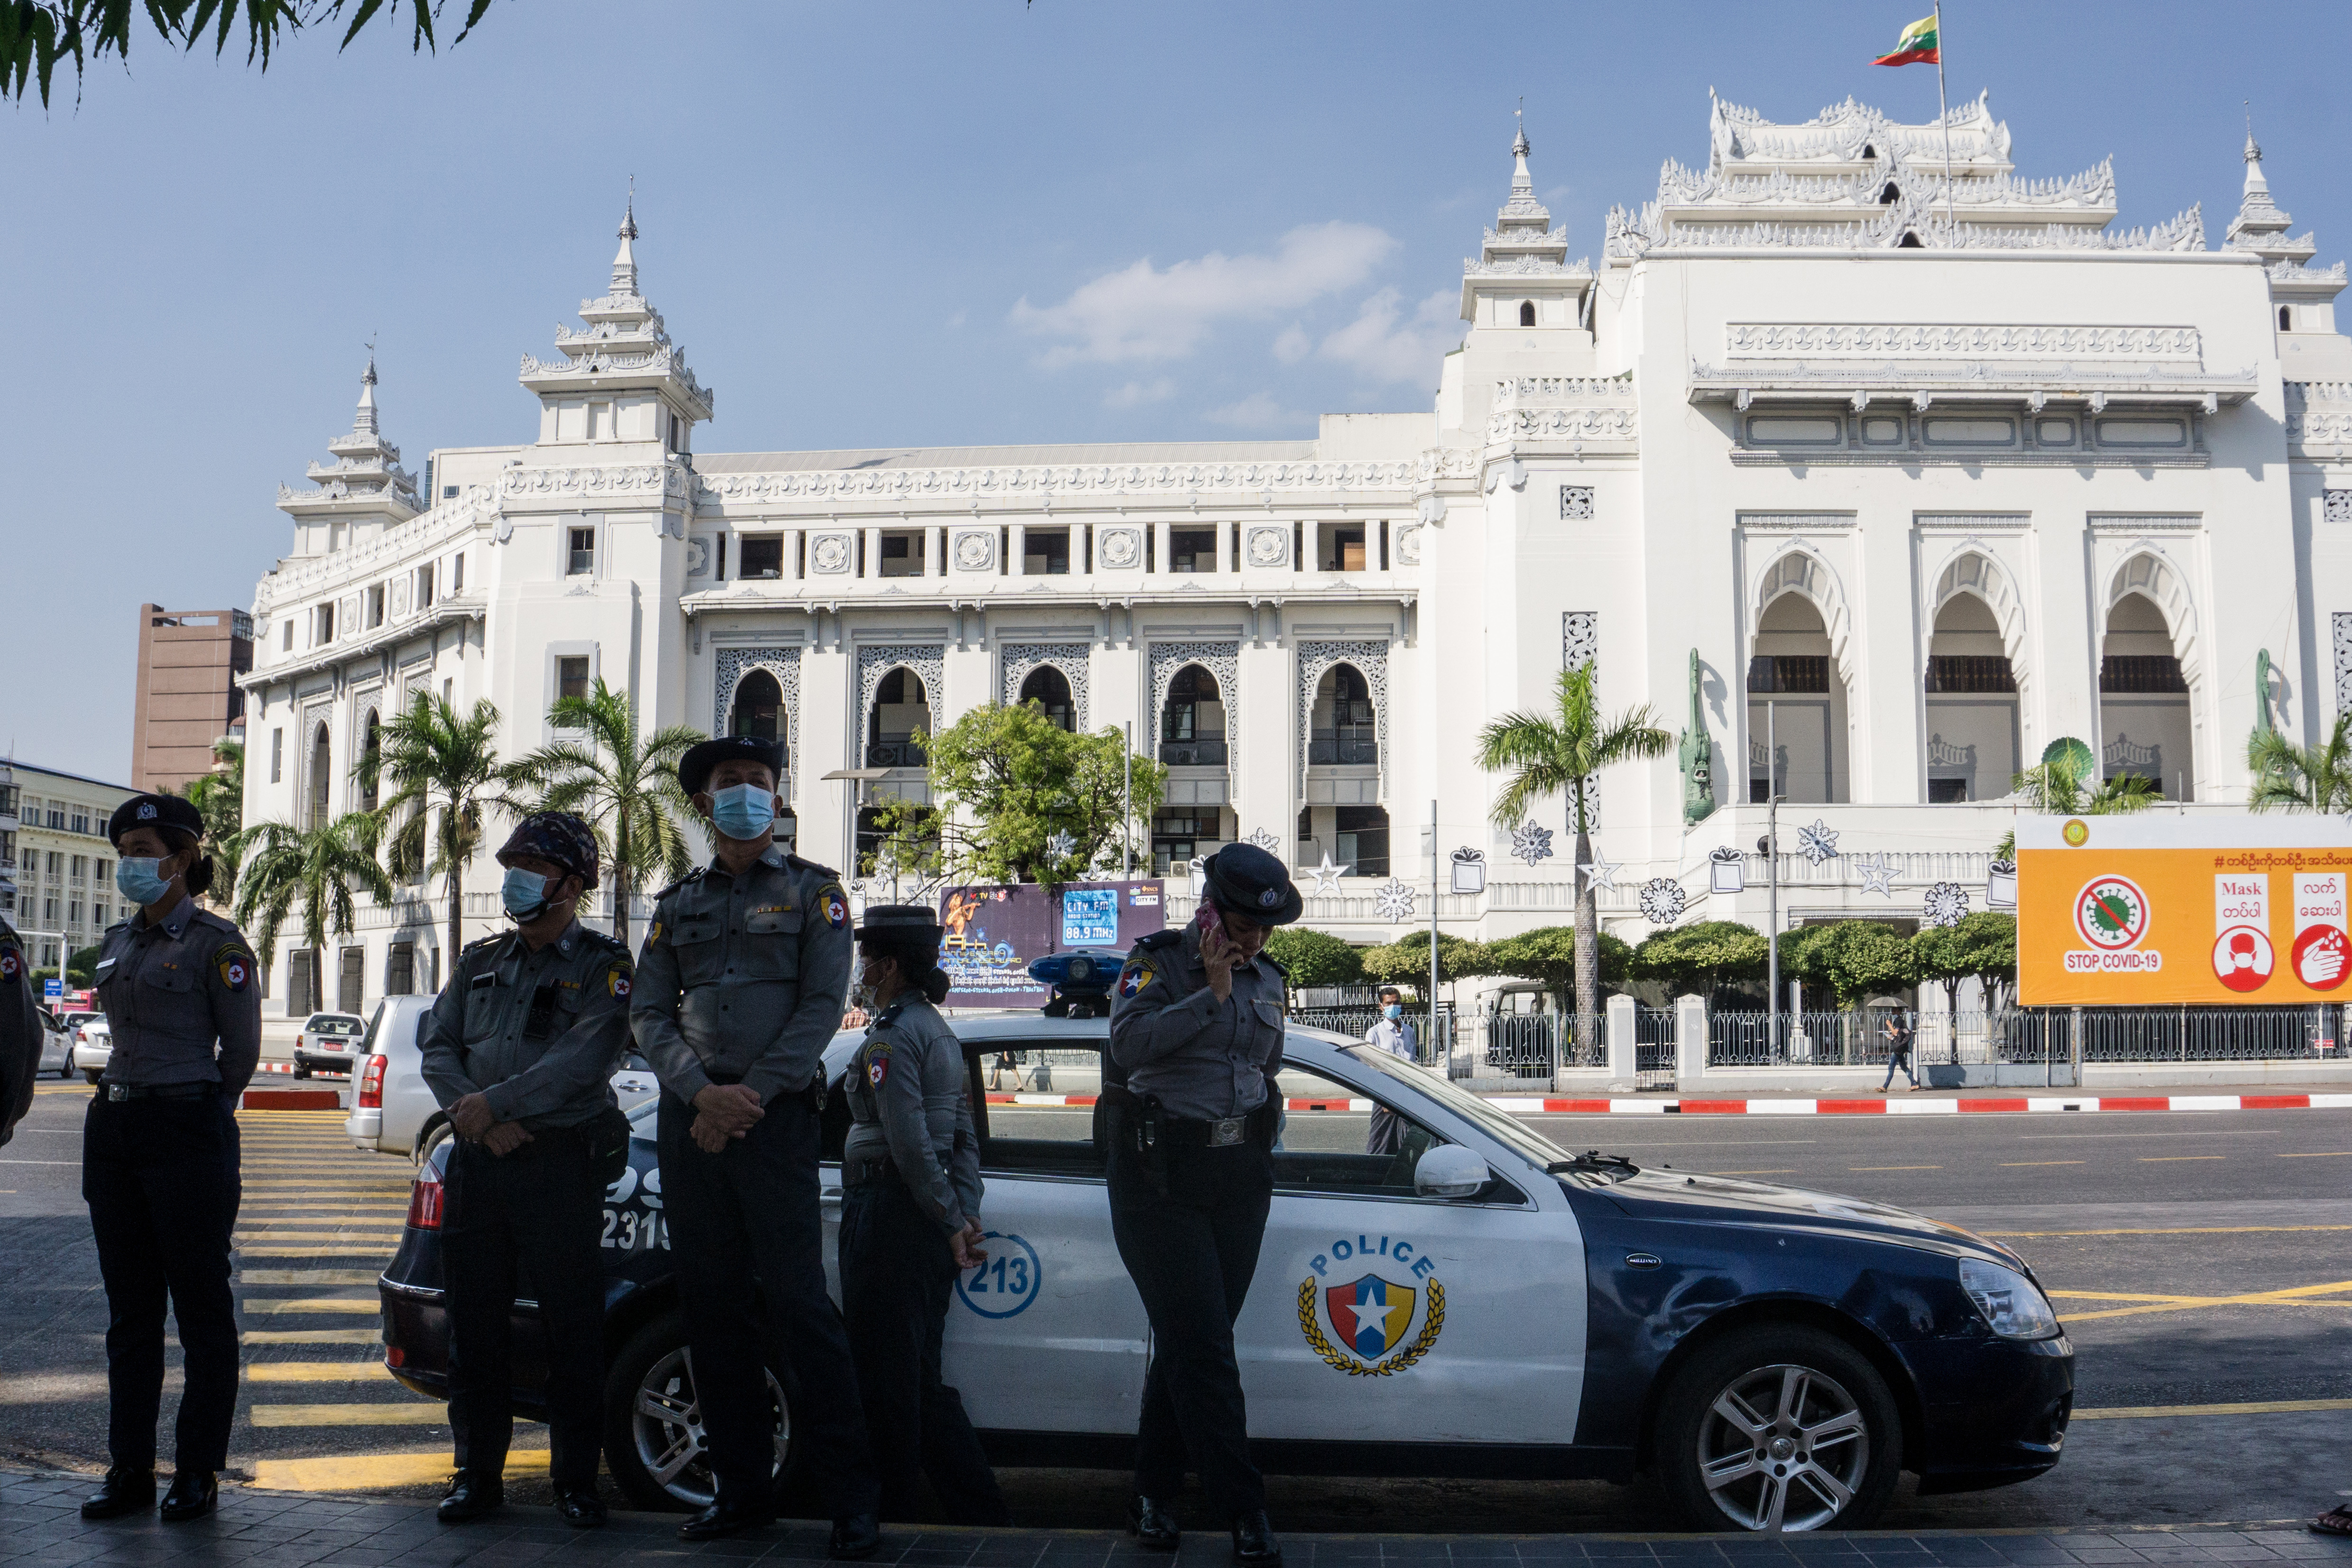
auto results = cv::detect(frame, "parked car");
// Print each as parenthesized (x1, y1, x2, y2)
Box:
(293, 1012, 369, 1078)
(71, 1016, 111, 1083)
(37, 1011, 74, 1079)
(377, 1013, 2074, 1530)
(345, 995, 661, 1166)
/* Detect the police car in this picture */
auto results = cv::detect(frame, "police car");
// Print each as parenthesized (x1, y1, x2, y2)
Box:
(377, 977, 2071, 1532)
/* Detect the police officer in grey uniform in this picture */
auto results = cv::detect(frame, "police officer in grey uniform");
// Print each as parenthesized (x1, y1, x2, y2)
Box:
(417, 812, 634, 1529)
(840, 905, 1008, 1527)
(632, 735, 881, 1555)
(0, 914, 42, 1146)
(79, 793, 261, 1525)
(1105, 843, 1299, 1567)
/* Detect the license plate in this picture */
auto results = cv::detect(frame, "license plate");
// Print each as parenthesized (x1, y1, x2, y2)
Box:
(323, 1042, 346, 1051)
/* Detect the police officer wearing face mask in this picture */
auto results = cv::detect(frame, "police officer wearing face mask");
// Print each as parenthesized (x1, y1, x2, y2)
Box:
(840, 905, 1008, 1527)
(79, 794, 261, 1525)
(416, 812, 633, 1530)
(1104, 843, 1301, 1568)
(0, 913, 41, 1147)
(632, 736, 881, 1554)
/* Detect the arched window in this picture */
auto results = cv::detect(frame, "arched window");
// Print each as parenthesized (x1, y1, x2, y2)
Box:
(308, 723, 331, 828)
(1895, 231, 1923, 249)
(1017, 665, 1075, 731)
(358, 710, 381, 812)
(730, 669, 784, 743)
(1878, 182, 1900, 204)
(1923, 594, 2017, 802)
(2281, 306, 2294, 332)
(2100, 591, 2191, 798)
(1518, 301, 1537, 327)
(1747, 592, 1846, 804)
(1310, 663, 1377, 764)
(867, 669, 932, 768)
(1160, 664, 1227, 765)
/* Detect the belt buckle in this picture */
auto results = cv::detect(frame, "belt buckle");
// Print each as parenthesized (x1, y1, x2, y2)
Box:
(1208, 1116, 1246, 1147)
(106, 1084, 127, 1103)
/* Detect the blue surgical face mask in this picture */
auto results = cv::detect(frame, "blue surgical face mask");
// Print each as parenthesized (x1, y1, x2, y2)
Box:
(1383, 1003, 1402, 1020)
(501, 867, 554, 920)
(116, 857, 173, 907)
(710, 783, 776, 842)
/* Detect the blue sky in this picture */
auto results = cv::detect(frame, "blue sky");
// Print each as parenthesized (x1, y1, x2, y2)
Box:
(3, 0, 2345, 781)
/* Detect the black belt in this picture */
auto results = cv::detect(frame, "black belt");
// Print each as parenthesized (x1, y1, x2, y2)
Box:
(1156, 1105, 1276, 1148)
(103, 1081, 217, 1103)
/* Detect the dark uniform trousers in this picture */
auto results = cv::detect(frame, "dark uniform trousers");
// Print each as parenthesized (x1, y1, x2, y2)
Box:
(443, 1131, 606, 1490)
(839, 1169, 1009, 1525)
(1104, 1108, 1273, 1519)
(82, 1090, 241, 1474)
(658, 1088, 879, 1514)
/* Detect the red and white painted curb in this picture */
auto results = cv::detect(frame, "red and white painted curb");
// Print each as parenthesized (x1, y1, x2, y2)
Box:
(987, 1090, 2352, 1115)
(987, 1093, 1379, 1111)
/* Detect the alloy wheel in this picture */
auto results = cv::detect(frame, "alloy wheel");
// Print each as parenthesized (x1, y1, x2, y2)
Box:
(630, 1346, 789, 1508)
(1694, 1362, 1871, 1531)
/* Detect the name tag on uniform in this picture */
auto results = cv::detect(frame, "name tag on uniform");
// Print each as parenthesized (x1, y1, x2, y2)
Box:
(470, 972, 497, 991)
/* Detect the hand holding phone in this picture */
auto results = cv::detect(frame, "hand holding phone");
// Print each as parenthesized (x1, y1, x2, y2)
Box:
(1197, 900, 1238, 1002)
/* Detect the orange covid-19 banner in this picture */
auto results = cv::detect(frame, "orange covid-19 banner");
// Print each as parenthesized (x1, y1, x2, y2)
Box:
(2017, 812, 2352, 1006)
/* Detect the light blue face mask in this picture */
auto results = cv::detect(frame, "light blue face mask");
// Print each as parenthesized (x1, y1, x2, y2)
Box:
(501, 867, 555, 920)
(1383, 1003, 1402, 1020)
(710, 783, 777, 842)
(116, 857, 174, 907)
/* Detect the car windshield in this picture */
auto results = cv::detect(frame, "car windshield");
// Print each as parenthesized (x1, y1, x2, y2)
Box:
(306, 1015, 363, 1034)
(1341, 1044, 1581, 1172)
(359, 1003, 387, 1057)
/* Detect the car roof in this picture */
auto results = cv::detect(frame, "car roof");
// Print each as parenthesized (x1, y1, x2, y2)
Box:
(305, 1013, 366, 1025)
(821, 1010, 1358, 1065)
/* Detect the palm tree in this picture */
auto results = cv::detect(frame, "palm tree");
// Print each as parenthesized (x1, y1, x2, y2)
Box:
(501, 677, 702, 946)
(2248, 712, 2352, 812)
(359, 692, 503, 969)
(232, 813, 395, 1015)
(1992, 743, 2161, 860)
(1476, 665, 1672, 1066)
(171, 738, 246, 905)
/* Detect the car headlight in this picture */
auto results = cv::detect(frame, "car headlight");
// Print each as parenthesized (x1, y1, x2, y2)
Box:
(1959, 1257, 2062, 1339)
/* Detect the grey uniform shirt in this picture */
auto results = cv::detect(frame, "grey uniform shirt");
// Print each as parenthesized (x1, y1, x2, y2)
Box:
(844, 996, 982, 1231)
(416, 920, 635, 1130)
(90, 895, 262, 1097)
(0, 918, 41, 1146)
(1107, 923, 1287, 1121)
(631, 846, 854, 1107)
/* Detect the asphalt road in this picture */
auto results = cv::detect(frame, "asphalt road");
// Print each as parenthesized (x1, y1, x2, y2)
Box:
(5, 1084, 2350, 1534)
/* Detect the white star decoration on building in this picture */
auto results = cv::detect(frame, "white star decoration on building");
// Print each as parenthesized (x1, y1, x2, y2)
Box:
(1638, 877, 1687, 925)
(1852, 852, 1898, 897)
(1510, 821, 1555, 866)
(1578, 850, 1622, 893)
(1374, 879, 1417, 922)
(1795, 819, 1840, 865)
(1923, 881, 1971, 928)
(1305, 849, 1353, 895)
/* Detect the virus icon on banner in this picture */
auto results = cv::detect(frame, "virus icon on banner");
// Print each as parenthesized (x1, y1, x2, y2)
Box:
(1638, 877, 1687, 925)
(1922, 881, 1970, 928)
(1373, 879, 1417, 922)
(1796, 819, 1841, 865)
(1510, 821, 1555, 867)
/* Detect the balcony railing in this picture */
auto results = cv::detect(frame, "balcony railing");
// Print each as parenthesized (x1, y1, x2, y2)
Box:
(865, 742, 925, 769)
(1159, 739, 1228, 766)
(1308, 737, 1379, 766)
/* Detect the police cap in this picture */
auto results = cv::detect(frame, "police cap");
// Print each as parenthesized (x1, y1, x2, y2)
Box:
(1201, 843, 1302, 926)
(680, 735, 784, 797)
(855, 904, 943, 943)
(107, 793, 204, 848)
(496, 811, 601, 890)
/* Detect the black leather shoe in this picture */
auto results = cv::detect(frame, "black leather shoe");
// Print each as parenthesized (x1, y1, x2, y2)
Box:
(554, 1488, 607, 1529)
(435, 1473, 504, 1523)
(1128, 1494, 1181, 1551)
(159, 1471, 218, 1523)
(678, 1498, 772, 1541)
(80, 1467, 155, 1520)
(1231, 1511, 1281, 1568)
(829, 1512, 882, 1560)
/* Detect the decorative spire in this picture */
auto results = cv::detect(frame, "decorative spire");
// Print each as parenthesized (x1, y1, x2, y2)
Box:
(1496, 104, 1548, 228)
(354, 339, 379, 436)
(612, 177, 639, 296)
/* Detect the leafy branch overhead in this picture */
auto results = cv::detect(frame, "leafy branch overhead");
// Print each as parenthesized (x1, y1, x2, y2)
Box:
(1, 0, 493, 106)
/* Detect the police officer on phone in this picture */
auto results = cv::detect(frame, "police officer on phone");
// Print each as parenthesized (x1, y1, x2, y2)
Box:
(632, 735, 881, 1555)
(840, 905, 1009, 1526)
(1104, 842, 1299, 1568)
(79, 793, 261, 1525)
(416, 812, 634, 1529)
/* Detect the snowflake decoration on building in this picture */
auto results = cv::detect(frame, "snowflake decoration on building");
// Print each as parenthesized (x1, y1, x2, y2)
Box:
(1081, 864, 1122, 882)
(1510, 820, 1555, 866)
(1244, 827, 1284, 858)
(1922, 881, 1970, 928)
(1045, 830, 1078, 865)
(1795, 818, 1840, 865)
(1373, 878, 1417, 922)
(1852, 852, 1898, 897)
(1638, 877, 1687, 925)
(1578, 850, 1623, 894)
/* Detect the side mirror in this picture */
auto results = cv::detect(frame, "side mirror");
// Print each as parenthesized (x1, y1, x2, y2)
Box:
(1413, 1143, 1492, 1200)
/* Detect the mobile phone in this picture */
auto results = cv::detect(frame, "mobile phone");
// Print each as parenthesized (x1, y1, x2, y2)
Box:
(1195, 900, 1224, 941)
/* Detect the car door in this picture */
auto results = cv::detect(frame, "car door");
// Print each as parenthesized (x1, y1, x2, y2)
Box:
(1235, 1053, 1587, 1446)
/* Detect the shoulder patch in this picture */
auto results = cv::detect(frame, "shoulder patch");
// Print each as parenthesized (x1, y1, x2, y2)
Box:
(0, 947, 19, 985)
(606, 961, 633, 999)
(1118, 957, 1155, 1000)
(215, 945, 257, 992)
(863, 1038, 894, 1088)
(818, 883, 849, 930)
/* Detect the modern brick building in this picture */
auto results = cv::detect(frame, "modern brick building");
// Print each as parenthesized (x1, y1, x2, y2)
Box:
(131, 605, 253, 793)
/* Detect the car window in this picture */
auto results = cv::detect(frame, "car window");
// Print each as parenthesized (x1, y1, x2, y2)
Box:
(975, 1043, 1105, 1179)
(1272, 1063, 1529, 1204)
(1341, 1041, 1575, 1173)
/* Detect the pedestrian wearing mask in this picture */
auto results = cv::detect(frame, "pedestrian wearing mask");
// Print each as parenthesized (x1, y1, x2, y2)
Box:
(78, 794, 260, 1524)
(840, 905, 1009, 1526)
(1104, 843, 1300, 1567)
(632, 735, 881, 1554)
(416, 812, 634, 1529)
(1362, 987, 1417, 1156)
(0, 913, 41, 1146)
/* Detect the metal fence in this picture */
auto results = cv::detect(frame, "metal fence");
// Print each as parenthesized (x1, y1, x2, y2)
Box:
(1635, 1007, 1677, 1088)
(1711, 1006, 2346, 1067)
(1288, 1005, 1455, 1069)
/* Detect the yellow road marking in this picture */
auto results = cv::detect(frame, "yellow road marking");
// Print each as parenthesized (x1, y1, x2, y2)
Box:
(2139, 1156, 2225, 1162)
(1710, 1169, 1799, 1175)
(249, 1402, 447, 1427)
(243, 1329, 380, 1344)
(241, 1298, 380, 1315)
(1999, 1161, 2086, 1167)
(250, 1448, 544, 1492)
(1851, 1165, 1942, 1171)
(246, 1362, 392, 1383)
(2279, 1152, 2352, 1158)
(2051, 1279, 2352, 1322)
(240, 1247, 393, 1259)
(1989, 1224, 2352, 1238)
(2075, 1397, 2352, 1420)
(239, 1270, 383, 1286)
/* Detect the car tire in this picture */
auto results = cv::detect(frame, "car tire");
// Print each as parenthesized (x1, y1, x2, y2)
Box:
(1655, 1323, 1902, 1533)
(602, 1309, 792, 1513)
(294, 1063, 312, 1080)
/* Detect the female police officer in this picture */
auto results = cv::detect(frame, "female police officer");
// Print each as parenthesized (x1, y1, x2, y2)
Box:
(79, 793, 262, 1524)
(1104, 843, 1299, 1567)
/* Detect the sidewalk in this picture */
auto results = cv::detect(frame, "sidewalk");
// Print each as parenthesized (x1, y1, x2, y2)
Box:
(5, 1468, 2346, 1568)
(983, 1084, 2352, 1116)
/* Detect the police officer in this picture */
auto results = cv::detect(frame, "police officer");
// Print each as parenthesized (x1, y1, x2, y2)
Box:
(1105, 843, 1299, 1567)
(78, 793, 260, 1524)
(840, 905, 1008, 1527)
(0, 913, 42, 1145)
(417, 812, 634, 1529)
(632, 735, 881, 1554)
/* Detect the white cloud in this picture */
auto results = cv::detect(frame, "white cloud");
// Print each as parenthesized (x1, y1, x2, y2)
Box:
(1012, 221, 1396, 366)
(1318, 286, 1464, 384)
(1104, 378, 1175, 408)
(1272, 323, 1311, 364)
(1204, 391, 1310, 433)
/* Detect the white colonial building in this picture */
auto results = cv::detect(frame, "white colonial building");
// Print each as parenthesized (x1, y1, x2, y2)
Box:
(237, 93, 2352, 1019)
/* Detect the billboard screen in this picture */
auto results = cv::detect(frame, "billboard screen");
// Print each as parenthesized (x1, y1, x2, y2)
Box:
(936, 880, 1167, 1008)
(2017, 812, 2352, 1005)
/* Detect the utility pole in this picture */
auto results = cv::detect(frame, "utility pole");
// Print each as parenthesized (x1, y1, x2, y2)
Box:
(1934, 0, 1955, 230)
(1428, 797, 1440, 1063)
(1766, 701, 1782, 1058)
(1123, 720, 1134, 877)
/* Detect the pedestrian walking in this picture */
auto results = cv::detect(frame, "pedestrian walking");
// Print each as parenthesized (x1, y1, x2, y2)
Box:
(0, 915, 43, 1146)
(1880, 1013, 1918, 1092)
(1363, 987, 1418, 1156)
(839, 904, 1009, 1526)
(1104, 842, 1299, 1567)
(78, 793, 260, 1524)
(416, 812, 634, 1529)
(632, 734, 881, 1554)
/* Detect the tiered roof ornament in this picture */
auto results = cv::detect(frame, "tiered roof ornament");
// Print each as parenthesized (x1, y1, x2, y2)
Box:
(519, 196, 716, 425)
(1461, 111, 1591, 321)
(276, 354, 423, 522)
(2224, 128, 2347, 318)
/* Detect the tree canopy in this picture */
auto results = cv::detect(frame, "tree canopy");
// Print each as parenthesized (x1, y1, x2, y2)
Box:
(1775, 920, 1916, 1009)
(1263, 927, 1365, 989)
(2248, 712, 2352, 813)
(1632, 920, 1765, 1003)
(1485, 924, 1632, 1004)
(1359, 930, 1493, 995)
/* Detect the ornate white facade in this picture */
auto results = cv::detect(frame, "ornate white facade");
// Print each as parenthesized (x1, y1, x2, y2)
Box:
(238, 99, 2352, 1015)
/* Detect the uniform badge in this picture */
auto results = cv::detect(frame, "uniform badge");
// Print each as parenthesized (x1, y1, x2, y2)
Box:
(0, 948, 18, 984)
(1299, 1241, 1446, 1376)
(865, 1043, 891, 1087)
(216, 948, 255, 992)
(608, 966, 632, 998)
(823, 887, 849, 929)
(1118, 960, 1153, 999)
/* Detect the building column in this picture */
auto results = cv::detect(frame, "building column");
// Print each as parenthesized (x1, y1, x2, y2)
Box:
(862, 526, 882, 580)
(1007, 523, 1027, 577)
(924, 524, 944, 576)
(1214, 518, 1232, 574)
(1301, 518, 1321, 574)
(1153, 520, 1173, 575)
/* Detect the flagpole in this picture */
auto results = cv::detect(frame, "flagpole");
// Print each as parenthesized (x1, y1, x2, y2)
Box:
(1934, 0, 1954, 230)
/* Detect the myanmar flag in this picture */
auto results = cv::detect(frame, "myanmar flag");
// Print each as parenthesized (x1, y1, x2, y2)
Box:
(1873, 13, 1939, 65)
